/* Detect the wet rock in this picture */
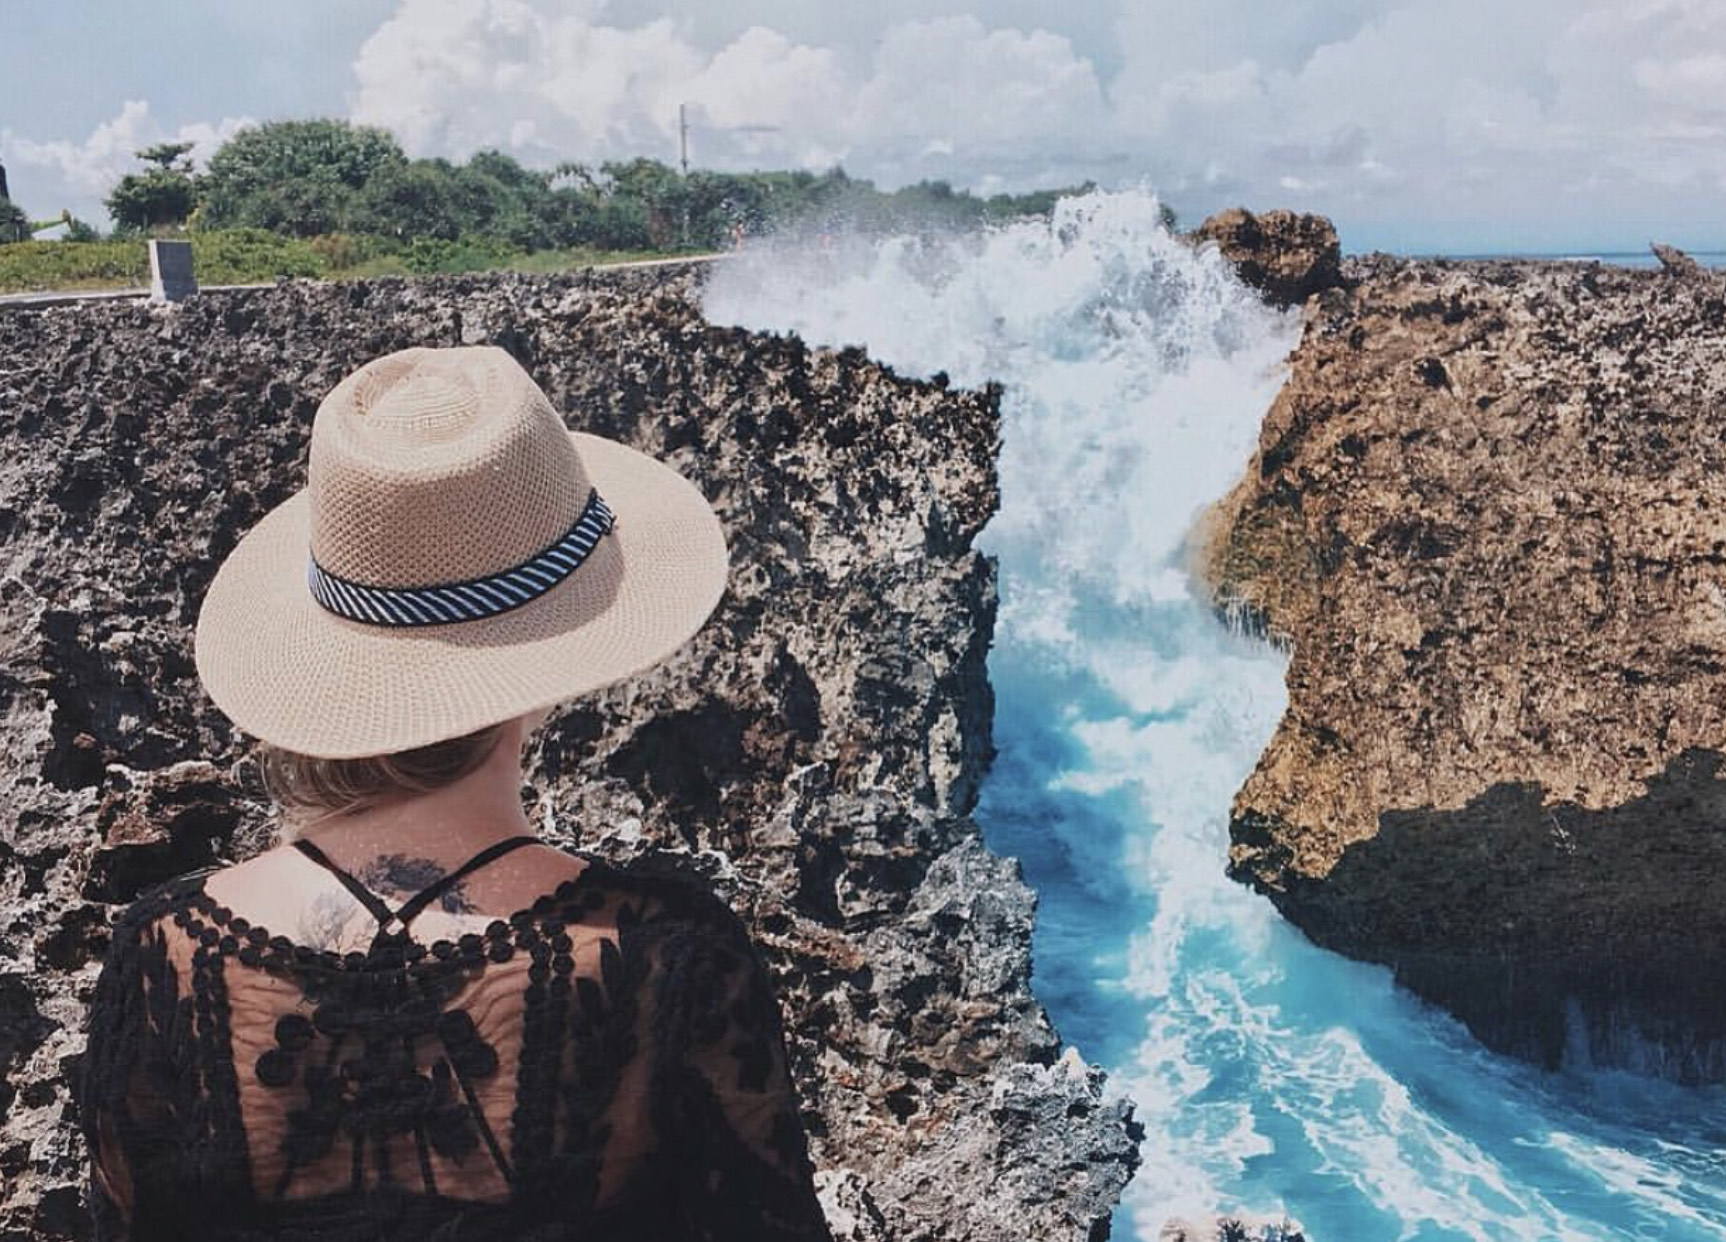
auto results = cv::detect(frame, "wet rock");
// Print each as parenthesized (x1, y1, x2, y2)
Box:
(1651, 242, 1702, 277)
(1190, 209, 1345, 308)
(0, 267, 1137, 1238)
(1161, 1216, 1307, 1242)
(1202, 253, 1726, 1082)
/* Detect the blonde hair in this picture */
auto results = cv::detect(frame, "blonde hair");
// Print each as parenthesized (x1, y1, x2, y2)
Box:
(258, 723, 510, 825)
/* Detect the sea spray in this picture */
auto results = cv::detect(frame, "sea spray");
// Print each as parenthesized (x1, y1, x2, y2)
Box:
(703, 189, 1726, 1242)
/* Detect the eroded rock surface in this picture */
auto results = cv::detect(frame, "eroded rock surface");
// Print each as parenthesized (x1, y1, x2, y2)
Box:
(1190, 209, 1344, 309)
(1203, 252, 1726, 1080)
(0, 267, 1138, 1238)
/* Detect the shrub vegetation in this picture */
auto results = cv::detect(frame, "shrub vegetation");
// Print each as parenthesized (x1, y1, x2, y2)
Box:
(2, 115, 1121, 294)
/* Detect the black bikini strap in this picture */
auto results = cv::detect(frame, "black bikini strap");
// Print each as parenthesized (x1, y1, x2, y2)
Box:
(292, 835, 542, 930)
(395, 835, 541, 926)
(292, 837, 396, 926)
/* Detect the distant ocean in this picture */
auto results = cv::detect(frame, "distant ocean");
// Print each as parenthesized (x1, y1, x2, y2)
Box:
(1418, 250, 1726, 269)
(705, 192, 1726, 1242)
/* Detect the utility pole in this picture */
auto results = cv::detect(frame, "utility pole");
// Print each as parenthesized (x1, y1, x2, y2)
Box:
(678, 103, 690, 249)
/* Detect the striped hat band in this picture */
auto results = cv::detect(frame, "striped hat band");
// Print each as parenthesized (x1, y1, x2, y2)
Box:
(306, 489, 616, 627)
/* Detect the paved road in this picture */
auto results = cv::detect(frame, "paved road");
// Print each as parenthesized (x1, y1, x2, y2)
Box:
(0, 285, 157, 309)
(0, 253, 730, 311)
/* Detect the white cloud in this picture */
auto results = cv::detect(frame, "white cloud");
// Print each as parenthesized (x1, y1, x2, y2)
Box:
(1103, 0, 1726, 243)
(1635, 52, 1726, 105)
(6, 100, 157, 199)
(854, 18, 1106, 149)
(2, 101, 251, 222)
(686, 27, 844, 137)
(353, 1, 714, 164)
(351, 0, 1106, 183)
(12, 0, 1726, 248)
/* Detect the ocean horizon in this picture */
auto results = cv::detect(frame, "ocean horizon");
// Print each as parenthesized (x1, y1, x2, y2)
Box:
(1398, 248, 1726, 269)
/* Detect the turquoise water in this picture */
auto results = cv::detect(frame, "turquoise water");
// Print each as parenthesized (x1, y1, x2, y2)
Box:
(703, 191, 1726, 1241)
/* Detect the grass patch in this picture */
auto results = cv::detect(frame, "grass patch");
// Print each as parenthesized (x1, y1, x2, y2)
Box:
(0, 239, 149, 292)
(1, 231, 692, 295)
(0, 230, 326, 293)
(192, 230, 324, 284)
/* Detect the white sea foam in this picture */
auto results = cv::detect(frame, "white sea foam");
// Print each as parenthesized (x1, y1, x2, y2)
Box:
(703, 188, 1726, 1242)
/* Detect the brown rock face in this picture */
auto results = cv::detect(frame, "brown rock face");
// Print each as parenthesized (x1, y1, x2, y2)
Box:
(1190, 209, 1344, 308)
(0, 269, 1137, 1238)
(1203, 254, 1726, 1082)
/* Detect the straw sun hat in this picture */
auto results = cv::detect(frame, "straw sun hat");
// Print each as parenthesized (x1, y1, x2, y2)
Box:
(194, 345, 728, 759)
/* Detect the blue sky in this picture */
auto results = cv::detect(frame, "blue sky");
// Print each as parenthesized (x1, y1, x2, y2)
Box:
(6, 0, 1726, 254)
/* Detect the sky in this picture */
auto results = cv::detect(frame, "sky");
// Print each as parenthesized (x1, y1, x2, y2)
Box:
(4, 0, 1726, 253)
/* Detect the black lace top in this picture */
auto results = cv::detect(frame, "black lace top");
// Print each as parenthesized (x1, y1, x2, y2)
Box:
(80, 838, 832, 1242)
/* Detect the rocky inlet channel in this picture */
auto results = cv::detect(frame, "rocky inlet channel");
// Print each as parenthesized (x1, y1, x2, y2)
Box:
(0, 267, 1137, 1241)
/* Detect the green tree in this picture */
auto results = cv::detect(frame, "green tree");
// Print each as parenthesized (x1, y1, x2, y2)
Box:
(454, 150, 560, 248)
(63, 215, 102, 242)
(599, 158, 689, 247)
(105, 143, 198, 233)
(0, 199, 27, 243)
(346, 159, 465, 240)
(201, 119, 405, 236)
(584, 196, 652, 250)
(137, 141, 195, 170)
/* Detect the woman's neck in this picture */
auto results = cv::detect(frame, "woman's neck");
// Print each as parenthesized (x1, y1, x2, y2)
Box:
(292, 718, 536, 869)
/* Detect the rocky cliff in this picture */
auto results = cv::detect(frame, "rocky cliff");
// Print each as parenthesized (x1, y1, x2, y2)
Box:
(1189, 208, 1342, 310)
(0, 267, 1138, 1239)
(1202, 245, 1726, 1082)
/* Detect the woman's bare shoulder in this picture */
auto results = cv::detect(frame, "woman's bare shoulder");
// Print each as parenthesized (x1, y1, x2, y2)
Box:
(200, 843, 312, 919)
(200, 838, 592, 952)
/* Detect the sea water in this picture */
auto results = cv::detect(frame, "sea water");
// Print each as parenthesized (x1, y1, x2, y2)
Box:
(702, 190, 1726, 1242)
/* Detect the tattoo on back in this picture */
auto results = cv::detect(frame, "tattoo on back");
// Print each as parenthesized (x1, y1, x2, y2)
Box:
(358, 854, 477, 914)
(294, 854, 479, 947)
(297, 891, 364, 951)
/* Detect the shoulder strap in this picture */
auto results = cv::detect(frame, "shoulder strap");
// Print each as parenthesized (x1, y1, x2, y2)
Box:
(292, 837, 396, 926)
(293, 834, 544, 930)
(395, 835, 542, 926)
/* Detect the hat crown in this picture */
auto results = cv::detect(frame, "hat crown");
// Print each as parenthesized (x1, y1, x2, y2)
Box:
(308, 347, 588, 589)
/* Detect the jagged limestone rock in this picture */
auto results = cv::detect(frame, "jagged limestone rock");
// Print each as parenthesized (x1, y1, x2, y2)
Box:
(1190, 209, 1344, 309)
(1203, 253, 1726, 1082)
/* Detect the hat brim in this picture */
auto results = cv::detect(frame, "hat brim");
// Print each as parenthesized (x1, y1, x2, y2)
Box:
(194, 433, 728, 758)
